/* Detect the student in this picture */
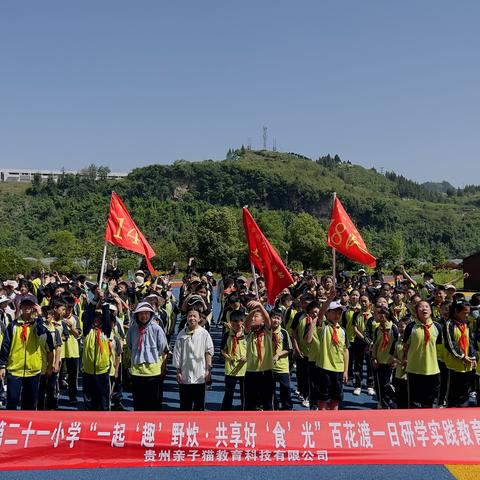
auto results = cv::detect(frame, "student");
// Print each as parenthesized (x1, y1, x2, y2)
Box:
(371, 307, 398, 409)
(126, 301, 168, 411)
(37, 305, 61, 410)
(444, 300, 477, 407)
(244, 300, 274, 411)
(173, 309, 214, 410)
(307, 292, 349, 410)
(82, 292, 112, 411)
(342, 289, 360, 383)
(436, 300, 452, 407)
(0, 299, 54, 410)
(390, 319, 408, 409)
(271, 308, 293, 410)
(403, 300, 442, 408)
(291, 294, 315, 407)
(390, 288, 408, 323)
(352, 295, 374, 395)
(303, 300, 322, 410)
(220, 309, 247, 410)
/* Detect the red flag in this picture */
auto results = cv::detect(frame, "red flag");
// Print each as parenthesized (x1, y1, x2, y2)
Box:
(327, 196, 376, 268)
(104, 192, 157, 274)
(242, 208, 293, 304)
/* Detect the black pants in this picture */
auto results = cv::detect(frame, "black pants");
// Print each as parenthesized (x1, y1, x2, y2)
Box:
(83, 372, 110, 411)
(179, 383, 206, 411)
(374, 363, 395, 408)
(131, 374, 163, 411)
(6, 373, 40, 410)
(407, 372, 440, 408)
(273, 372, 293, 410)
(110, 365, 124, 408)
(353, 339, 373, 389)
(38, 373, 58, 410)
(221, 375, 244, 410)
(393, 377, 408, 409)
(244, 370, 274, 410)
(62, 357, 79, 401)
(295, 356, 310, 400)
(438, 361, 449, 406)
(308, 361, 320, 407)
(447, 369, 474, 408)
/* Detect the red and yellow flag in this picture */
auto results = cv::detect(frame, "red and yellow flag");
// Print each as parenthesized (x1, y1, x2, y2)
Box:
(104, 192, 156, 274)
(327, 196, 376, 268)
(242, 207, 293, 304)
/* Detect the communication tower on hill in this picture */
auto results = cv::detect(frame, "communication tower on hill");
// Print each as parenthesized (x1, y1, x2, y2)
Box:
(263, 126, 267, 150)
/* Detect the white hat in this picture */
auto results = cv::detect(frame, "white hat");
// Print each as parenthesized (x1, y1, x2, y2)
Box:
(0, 295, 10, 304)
(206, 271, 213, 277)
(3, 280, 18, 289)
(135, 270, 145, 276)
(133, 302, 155, 315)
(327, 301, 346, 312)
(444, 284, 456, 291)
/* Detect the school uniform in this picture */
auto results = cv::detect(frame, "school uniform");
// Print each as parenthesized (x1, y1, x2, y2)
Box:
(82, 304, 112, 411)
(0, 316, 53, 410)
(404, 319, 442, 408)
(37, 322, 61, 410)
(443, 319, 477, 407)
(372, 321, 398, 408)
(220, 328, 247, 410)
(391, 339, 408, 408)
(313, 322, 349, 403)
(352, 311, 374, 390)
(272, 326, 293, 410)
(244, 326, 274, 410)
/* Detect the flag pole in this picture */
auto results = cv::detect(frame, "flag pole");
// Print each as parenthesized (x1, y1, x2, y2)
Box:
(251, 263, 259, 301)
(332, 192, 337, 287)
(99, 242, 108, 289)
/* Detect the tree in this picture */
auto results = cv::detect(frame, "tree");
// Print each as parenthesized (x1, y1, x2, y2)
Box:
(77, 237, 103, 274)
(196, 207, 241, 271)
(288, 213, 325, 269)
(152, 240, 180, 272)
(0, 248, 29, 280)
(48, 230, 79, 272)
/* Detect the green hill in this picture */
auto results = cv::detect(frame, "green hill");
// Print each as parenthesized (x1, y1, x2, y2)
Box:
(1, 149, 479, 274)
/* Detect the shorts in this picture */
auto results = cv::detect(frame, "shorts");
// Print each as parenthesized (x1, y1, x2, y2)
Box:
(317, 368, 343, 402)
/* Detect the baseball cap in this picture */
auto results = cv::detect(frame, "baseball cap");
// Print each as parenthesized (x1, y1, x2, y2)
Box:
(326, 301, 346, 312)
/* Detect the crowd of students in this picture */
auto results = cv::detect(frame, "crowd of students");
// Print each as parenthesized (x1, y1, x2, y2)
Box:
(0, 265, 478, 411)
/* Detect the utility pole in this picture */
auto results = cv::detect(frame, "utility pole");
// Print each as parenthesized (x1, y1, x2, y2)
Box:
(263, 126, 267, 150)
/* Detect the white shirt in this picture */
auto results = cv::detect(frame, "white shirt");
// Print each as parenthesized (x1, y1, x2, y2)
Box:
(172, 326, 214, 384)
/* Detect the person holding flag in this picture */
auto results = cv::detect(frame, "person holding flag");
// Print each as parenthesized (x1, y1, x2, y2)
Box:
(242, 207, 293, 305)
(103, 192, 157, 282)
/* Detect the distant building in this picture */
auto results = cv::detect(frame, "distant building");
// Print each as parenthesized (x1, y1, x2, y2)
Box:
(463, 252, 480, 291)
(0, 168, 128, 183)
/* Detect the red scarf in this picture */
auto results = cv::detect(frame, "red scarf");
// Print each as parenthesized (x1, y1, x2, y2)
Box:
(20, 323, 29, 343)
(138, 324, 146, 351)
(421, 322, 432, 347)
(381, 327, 390, 352)
(331, 323, 339, 346)
(95, 327, 103, 355)
(456, 321, 468, 356)
(273, 331, 280, 353)
(255, 329, 265, 365)
(232, 334, 238, 355)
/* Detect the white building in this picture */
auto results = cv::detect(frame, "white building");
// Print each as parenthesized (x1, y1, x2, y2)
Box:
(0, 168, 128, 182)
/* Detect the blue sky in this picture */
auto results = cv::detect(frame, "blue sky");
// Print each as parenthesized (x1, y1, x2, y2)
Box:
(1, 1, 479, 186)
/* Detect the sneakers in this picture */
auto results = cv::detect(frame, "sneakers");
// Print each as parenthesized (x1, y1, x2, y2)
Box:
(302, 399, 310, 408)
(367, 387, 376, 396)
(353, 387, 361, 396)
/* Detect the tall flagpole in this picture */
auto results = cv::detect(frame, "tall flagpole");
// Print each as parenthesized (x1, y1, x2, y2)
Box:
(99, 242, 108, 288)
(332, 192, 337, 287)
(99, 192, 113, 288)
(251, 263, 259, 301)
